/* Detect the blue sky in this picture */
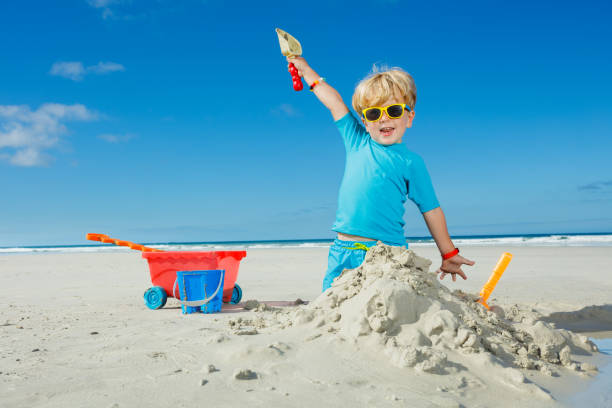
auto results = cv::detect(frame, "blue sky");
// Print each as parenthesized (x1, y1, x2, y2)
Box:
(1, 0, 611, 246)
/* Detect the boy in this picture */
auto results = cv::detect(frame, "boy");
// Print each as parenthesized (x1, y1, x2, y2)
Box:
(287, 56, 475, 291)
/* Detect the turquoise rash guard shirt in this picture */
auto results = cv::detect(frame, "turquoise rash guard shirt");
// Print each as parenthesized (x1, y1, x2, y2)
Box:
(332, 112, 440, 245)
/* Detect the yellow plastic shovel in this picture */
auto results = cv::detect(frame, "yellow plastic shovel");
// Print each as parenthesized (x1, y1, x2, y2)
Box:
(477, 252, 513, 309)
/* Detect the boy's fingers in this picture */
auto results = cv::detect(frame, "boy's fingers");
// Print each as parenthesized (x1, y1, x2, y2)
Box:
(456, 255, 474, 266)
(438, 266, 468, 281)
(439, 266, 467, 281)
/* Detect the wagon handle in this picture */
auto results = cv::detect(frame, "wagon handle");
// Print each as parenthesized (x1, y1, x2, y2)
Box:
(86, 233, 164, 252)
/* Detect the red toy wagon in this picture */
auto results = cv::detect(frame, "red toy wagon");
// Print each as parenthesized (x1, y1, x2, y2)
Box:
(86, 233, 247, 310)
(141, 250, 247, 309)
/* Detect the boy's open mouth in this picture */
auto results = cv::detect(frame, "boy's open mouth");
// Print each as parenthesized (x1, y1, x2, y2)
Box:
(380, 127, 394, 137)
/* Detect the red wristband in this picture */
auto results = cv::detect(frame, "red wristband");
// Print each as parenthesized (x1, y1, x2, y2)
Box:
(442, 248, 459, 260)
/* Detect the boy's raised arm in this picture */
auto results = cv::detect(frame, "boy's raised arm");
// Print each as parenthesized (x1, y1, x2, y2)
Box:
(288, 56, 349, 121)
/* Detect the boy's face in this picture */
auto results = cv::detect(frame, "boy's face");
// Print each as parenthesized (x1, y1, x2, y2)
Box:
(361, 98, 415, 145)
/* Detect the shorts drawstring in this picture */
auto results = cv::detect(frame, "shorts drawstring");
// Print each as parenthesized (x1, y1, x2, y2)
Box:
(341, 242, 371, 251)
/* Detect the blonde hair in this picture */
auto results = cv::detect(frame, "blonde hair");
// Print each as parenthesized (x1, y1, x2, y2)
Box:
(352, 65, 417, 115)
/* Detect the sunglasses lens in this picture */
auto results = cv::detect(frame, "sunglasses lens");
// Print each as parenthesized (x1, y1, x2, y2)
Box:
(387, 104, 404, 118)
(365, 108, 382, 121)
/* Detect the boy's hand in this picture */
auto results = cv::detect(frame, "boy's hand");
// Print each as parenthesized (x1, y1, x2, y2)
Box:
(436, 255, 475, 282)
(286, 56, 310, 77)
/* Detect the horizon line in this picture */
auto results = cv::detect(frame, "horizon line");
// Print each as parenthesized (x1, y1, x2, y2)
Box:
(3, 231, 612, 249)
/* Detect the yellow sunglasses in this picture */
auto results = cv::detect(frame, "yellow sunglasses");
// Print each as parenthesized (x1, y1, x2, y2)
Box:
(361, 103, 411, 123)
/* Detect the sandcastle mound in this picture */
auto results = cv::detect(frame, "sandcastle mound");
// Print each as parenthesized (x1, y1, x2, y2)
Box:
(230, 243, 598, 376)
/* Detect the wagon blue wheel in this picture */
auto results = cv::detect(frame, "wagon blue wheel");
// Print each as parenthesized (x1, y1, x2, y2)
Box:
(144, 286, 167, 310)
(230, 284, 242, 304)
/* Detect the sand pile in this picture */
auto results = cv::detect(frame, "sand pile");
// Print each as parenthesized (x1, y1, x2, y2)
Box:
(230, 243, 598, 377)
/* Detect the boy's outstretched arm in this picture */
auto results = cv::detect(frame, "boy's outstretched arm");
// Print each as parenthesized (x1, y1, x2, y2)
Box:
(287, 56, 349, 121)
(422, 207, 475, 281)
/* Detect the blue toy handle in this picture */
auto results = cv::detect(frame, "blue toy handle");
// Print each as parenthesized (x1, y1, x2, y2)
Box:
(172, 272, 224, 307)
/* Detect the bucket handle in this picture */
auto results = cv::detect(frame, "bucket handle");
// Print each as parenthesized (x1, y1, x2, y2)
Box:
(172, 271, 224, 307)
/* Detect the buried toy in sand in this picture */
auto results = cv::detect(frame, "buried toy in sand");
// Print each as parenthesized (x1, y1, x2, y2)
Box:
(230, 243, 599, 378)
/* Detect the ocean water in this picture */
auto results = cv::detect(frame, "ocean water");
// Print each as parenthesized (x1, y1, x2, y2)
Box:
(568, 338, 612, 407)
(1, 232, 611, 254)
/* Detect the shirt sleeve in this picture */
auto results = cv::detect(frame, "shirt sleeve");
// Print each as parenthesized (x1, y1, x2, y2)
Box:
(407, 155, 440, 213)
(334, 112, 368, 151)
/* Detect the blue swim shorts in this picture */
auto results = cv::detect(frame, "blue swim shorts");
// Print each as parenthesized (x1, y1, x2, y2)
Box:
(322, 239, 408, 291)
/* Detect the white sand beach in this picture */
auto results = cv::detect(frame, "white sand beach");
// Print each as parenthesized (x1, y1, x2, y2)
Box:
(1, 245, 611, 407)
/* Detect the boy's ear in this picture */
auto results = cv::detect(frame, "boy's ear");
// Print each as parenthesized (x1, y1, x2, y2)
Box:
(361, 117, 372, 133)
(407, 110, 415, 126)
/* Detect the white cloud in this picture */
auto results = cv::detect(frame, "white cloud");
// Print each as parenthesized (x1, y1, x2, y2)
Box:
(87, 0, 120, 19)
(49, 62, 86, 81)
(50, 61, 125, 81)
(10, 148, 50, 167)
(88, 0, 117, 6)
(0, 103, 97, 167)
(98, 133, 135, 143)
(89, 61, 125, 74)
(86, 0, 183, 21)
(271, 103, 301, 117)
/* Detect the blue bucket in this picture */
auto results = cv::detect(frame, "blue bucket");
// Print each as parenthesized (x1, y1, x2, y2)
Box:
(173, 270, 225, 314)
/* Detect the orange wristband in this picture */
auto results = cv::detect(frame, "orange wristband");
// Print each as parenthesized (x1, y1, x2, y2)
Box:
(442, 248, 459, 260)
